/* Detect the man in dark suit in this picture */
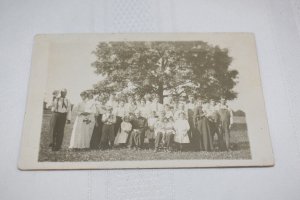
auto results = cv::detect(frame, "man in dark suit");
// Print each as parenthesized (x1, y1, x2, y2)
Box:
(128, 110, 148, 150)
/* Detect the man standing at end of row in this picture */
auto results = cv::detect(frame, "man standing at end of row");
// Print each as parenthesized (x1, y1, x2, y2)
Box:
(51, 89, 72, 151)
(218, 97, 233, 151)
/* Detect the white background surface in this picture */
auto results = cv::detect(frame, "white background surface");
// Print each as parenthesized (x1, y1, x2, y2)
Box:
(0, 0, 300, 199)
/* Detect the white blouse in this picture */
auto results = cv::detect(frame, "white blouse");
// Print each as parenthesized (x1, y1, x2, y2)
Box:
(174, 119, 190, 133)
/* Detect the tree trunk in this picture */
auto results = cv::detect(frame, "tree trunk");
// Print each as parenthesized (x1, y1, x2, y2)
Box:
(157, 82, 164, 104)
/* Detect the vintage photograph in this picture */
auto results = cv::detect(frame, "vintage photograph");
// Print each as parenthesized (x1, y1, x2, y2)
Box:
(18, 33, 274, 169)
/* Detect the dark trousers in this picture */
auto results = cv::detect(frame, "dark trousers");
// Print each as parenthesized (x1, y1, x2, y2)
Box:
(48, 112, 57, 147)
(155, 132, 164, 149)
(187, 117, 195, 148)
(155, 132, 174, 149)
(100, 124, 115, 149)
(209, 121, 219, 148)
(220, 121, 230, 150)
(90, 114, 103, 149)
(165, 133, 174, 148)
(114, 116, 122, 136)
(129, 129, 145, 148)
(52, 112, 67, 150)
(195, 117, 213, 151)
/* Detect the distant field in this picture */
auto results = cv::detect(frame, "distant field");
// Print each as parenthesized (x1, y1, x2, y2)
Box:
(38, 112, 251, 162)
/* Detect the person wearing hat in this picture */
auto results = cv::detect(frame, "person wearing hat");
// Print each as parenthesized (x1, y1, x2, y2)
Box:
(100, 106, 117, 150)
(50, 88, 72, 151)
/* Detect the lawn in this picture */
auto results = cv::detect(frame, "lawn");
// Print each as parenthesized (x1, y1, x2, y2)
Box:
(38, 111, 251, 162)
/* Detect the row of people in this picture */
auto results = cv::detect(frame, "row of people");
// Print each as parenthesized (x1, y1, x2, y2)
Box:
(49, 89, 233, 152)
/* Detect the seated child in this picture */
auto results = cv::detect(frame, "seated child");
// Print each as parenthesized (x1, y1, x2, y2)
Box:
(114, 116, 132, 147)
(174, 112, 190, 151)
(144, 111, 158, 148)
(154, 116, 166, 152)
(164, 117, 175, 152)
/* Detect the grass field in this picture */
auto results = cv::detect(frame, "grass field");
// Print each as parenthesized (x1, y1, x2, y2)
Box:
(38, 111, 251, 162)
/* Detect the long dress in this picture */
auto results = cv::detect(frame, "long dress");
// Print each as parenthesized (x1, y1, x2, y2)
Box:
(85, 99, 96, 145)
(69, 101, 90, 148)
(186, 102, 196, 145)
(194, 106, 213, 151)
(174, 119, 190, 143)
(90, 102, 106, 149)
(114, 122, 132, 145)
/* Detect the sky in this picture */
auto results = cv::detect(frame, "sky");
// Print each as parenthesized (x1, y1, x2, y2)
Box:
(44, 34, 259, 111)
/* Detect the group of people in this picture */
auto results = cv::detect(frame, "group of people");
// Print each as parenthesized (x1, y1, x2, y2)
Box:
(48, 89, 234, 153)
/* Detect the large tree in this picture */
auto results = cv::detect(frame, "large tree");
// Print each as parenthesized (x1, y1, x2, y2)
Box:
(91, 41, 238, 103)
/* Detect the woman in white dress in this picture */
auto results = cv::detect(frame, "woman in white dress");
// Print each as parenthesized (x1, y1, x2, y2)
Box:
(69, 92, 96, 149)
(174, 112, 190, 151)
(69, 92, 88, 149)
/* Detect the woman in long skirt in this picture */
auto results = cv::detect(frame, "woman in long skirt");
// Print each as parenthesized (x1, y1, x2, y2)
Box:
(84, 93, 97, 147)
(90, 96, 106, 149)
(194, 104, 213, 151)
(69, 92, 89, 149)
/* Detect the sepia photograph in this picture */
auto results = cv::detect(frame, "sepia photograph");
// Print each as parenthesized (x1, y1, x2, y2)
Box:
(18, 33, 274, 169)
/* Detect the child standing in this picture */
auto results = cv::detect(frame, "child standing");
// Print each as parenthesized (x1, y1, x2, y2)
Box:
(174, 112, 190, 152)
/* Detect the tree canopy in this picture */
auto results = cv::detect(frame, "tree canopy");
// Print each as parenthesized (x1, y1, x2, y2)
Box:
(91, 41, 238, 103)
